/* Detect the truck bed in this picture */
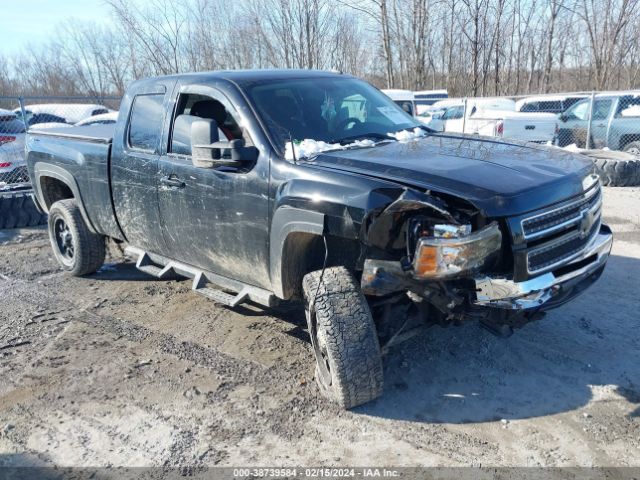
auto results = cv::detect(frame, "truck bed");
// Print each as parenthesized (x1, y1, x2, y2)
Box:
(28, 124, 114, 144)
(26, 124, 121, 239)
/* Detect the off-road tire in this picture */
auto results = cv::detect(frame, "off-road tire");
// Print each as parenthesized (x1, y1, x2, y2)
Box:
(303, 266, 384, 409)
(0, 194, 47, 229)
(48, 199, 105, 276)
(592, 155, 640, 187)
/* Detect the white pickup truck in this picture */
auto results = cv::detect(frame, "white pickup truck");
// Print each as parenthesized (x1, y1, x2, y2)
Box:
(419, 98, 558, 143)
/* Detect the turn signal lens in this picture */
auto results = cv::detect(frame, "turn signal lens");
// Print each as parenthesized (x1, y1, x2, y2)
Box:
(413, 222, 502, 279)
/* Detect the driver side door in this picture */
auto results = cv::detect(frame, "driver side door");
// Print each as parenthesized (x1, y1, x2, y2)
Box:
(156, 83, 271, 289)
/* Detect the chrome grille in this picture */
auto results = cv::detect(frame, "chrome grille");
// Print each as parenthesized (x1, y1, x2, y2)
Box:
(522, 184, 601, 240)
(522, 181, 603, 275)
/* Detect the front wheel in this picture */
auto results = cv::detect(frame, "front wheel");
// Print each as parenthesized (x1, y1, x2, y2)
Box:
(48, 199, 105, 276)
(303, 267, 384, 409)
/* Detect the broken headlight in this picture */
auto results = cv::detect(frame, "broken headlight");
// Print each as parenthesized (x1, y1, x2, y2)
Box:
(412, 222, 502, 279)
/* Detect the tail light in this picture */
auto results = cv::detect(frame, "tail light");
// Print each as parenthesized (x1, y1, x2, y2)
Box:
(495, 121, 504, 137)
(0, 135, 16, 146)
(0, 162, 11, 168)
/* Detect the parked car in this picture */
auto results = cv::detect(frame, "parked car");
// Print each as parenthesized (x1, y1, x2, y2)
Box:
(381, 89, 416, 116)
(75, 112, 119, 126)
(15, 104, 111, 126)
(0, 109, 28, 187)
(515, 94, 588, 114)
(26, 70, 612, 409)
(426, 97, 558, 143)
(557, 92, 640, 152)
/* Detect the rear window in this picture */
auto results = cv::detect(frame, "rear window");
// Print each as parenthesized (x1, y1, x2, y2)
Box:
(91, 108, 109, 116)
(0, 116, 26, 134)
(538, 100, 563, 112)
(128, 94, 164, 152)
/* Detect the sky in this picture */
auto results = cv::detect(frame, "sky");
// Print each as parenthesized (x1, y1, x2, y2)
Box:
(0, 0, 114, 55)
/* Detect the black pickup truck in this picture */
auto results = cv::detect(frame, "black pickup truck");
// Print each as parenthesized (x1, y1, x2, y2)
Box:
(26, 70, 613, 408)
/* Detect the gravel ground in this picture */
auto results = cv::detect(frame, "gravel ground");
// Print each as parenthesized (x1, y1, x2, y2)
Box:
(0, 187, 638, 468)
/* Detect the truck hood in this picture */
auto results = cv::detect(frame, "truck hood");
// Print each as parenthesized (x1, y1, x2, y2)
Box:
(305, 133, 593, 217)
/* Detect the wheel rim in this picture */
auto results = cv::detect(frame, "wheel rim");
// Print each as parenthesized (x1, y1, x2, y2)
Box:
(54, 217, 74, 260)
(306, 303, 332, 388)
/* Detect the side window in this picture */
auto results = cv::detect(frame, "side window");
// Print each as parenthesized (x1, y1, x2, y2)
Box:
(128, 94, 165, 152)
(520, 102, 538, 112)
(616, 97, 640, 117)
(443, 106, 463, 120)
(539, 101, 562, 112)
(592, 99, 613, 121)
(169, 92, 248, 156)
(567, 100, 589, 120)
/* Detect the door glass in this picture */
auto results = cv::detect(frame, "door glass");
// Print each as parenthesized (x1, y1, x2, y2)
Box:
(128, 94, 164, 152)
(568, 101, 589, 120)
(169, 93, 249, 156)
(592, 99, 613, 121)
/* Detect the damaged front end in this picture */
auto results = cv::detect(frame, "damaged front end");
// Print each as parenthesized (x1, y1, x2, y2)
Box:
(359, 189, 541, 339)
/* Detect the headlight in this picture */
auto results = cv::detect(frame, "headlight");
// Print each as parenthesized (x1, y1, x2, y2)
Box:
(413, 222, 502, 279)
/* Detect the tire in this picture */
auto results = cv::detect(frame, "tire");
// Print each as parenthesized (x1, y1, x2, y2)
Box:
(303, 266, 384, 409)
(0, 194, 48, 230)
(623, 141, 640, 157)
(47, 199, 105, 276)
(592, 155, 640, 187)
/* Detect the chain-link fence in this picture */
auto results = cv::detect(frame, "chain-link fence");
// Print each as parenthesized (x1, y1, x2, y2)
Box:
(416, 90, 640, 154)
(510, 91, 640, 153)
(0, 96, 121, 230)
(0, 95, 121, 193)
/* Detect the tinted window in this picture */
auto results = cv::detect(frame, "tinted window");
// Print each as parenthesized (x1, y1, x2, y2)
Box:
(592, 99, 613, 120)
(91, 108, 109, 116)
(443, 106, 464, 120)
(128, 94, 164, 151)
(29, 113, 67, 126)
(520, 102, 538, 112)
(0, 116, 26, 134)
(538, 101, 563, 112)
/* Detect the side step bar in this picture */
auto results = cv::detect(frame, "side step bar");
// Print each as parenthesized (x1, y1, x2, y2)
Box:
(125, 246, 277, 308)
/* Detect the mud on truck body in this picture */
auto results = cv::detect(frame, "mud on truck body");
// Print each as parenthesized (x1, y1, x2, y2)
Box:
(25, 70, 613, 409)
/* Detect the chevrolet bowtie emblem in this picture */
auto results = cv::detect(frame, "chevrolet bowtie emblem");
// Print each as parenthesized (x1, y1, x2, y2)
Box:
(579, 209, 595, 238)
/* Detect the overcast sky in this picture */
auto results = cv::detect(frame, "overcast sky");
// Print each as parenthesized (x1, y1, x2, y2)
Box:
(0, 0, 113, 55)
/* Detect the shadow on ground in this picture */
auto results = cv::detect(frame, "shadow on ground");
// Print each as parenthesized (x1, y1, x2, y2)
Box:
(358, 254, 640, 424)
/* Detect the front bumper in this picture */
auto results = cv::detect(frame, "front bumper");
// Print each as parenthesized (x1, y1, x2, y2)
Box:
(474, 224, 613, 310)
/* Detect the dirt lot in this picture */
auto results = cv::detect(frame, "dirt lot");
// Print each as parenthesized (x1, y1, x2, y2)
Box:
(0, 187, 639, 468)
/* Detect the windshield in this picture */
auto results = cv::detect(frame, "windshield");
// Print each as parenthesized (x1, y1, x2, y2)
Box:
(243, 76, 421, 151)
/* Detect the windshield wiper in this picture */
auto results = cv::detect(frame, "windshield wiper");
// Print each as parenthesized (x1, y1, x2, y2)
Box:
(330, 132, 395, 144)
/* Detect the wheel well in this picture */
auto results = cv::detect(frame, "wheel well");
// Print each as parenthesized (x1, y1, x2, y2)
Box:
(619, 134, 640, 150)
(40, 176, 74, 209)
(279, 233, 361, 300)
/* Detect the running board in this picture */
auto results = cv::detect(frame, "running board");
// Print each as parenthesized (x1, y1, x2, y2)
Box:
(125, 246, 277, 308)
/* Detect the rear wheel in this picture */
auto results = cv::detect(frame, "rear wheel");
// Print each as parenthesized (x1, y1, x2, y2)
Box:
(48, 199, 105, 276)
(303, 267, 384, 409)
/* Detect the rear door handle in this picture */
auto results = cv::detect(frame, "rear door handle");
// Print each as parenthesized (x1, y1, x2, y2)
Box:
(160, 175, 185, 189)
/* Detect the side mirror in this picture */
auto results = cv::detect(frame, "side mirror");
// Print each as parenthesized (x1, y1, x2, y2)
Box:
(559, 113, 568, 122)
(191, 119, 258, 169)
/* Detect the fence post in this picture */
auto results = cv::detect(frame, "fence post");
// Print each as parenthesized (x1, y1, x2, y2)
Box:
(18, 97, 27, 131)
(462, 97, 468, 133)
(585, 91, 595, 150)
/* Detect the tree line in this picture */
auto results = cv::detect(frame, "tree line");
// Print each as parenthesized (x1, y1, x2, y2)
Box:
(1, 0, 639, 98)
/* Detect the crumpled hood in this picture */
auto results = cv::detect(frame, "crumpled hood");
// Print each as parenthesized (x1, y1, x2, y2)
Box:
(305, 133, 593, 217)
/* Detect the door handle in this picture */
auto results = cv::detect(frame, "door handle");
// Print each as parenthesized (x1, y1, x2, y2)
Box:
(160, 175, 185, 189)
(596, 123, 605, 127)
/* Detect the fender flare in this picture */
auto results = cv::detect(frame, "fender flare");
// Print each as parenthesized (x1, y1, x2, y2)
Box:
(34, 163, 98, 233)
(270, 207, 326, 299)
